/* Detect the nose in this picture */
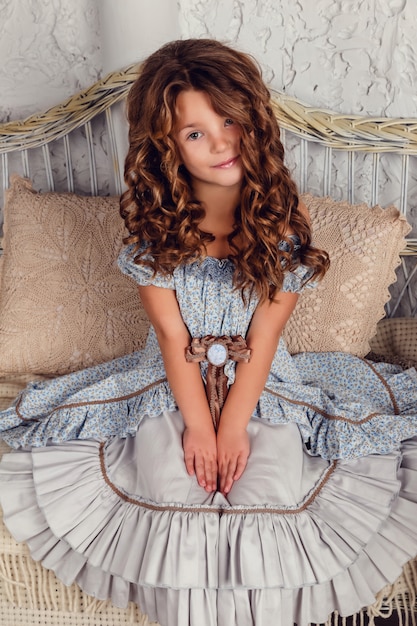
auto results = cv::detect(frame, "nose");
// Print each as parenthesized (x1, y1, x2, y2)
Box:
(210, 130, 229, 153)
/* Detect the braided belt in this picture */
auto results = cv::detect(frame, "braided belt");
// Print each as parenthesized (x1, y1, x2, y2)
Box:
(185, 335, 251, 429)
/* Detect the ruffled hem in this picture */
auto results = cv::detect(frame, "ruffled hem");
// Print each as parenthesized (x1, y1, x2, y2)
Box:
(29, 441, 401, 588)
(258, 355, 417, 459)
(0, 368, 178, 448)
(1, 434, 417, 625)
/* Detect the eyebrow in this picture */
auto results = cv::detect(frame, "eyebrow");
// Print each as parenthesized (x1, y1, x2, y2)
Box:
(178, 123, 199, 132)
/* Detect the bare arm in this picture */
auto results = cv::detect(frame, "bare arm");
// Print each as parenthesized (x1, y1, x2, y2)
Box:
(138, 284, 217, 492)
(216, 201, 313, 492)
(217, 289, 300, 494)
(218, 199, 310, 440)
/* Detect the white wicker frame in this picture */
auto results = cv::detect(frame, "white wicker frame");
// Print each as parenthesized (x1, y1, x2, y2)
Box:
(0, 64, 416, 316)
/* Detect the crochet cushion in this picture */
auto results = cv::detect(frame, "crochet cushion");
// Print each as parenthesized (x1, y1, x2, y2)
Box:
(369, 317, 417, 363)
(0, 178, 410, 375)
(0, 176, 149, 376)
(283, 194, 410, 357)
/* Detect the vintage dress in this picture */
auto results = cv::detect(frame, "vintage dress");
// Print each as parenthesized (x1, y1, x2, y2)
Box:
(0, 239, 417, 626)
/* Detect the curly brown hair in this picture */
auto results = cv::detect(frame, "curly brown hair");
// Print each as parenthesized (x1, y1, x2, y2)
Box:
(120, 38, 329, 302)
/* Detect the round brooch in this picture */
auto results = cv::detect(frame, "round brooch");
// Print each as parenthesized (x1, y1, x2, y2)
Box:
(206, 343, 228, 367)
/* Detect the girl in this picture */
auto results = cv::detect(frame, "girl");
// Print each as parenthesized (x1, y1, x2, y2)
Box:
(1, 38, 417, 626)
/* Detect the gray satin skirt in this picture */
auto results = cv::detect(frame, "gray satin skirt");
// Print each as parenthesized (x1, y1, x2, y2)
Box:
(1, 411, 417, 626)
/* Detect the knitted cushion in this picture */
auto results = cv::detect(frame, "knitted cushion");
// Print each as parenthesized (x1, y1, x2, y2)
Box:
(283, 194, 410, 357)
(0, 176, 149, 376)
(369, 317, 417, 363)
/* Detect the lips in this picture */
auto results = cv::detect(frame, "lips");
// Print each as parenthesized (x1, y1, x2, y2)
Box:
(213, 156, 240, 169)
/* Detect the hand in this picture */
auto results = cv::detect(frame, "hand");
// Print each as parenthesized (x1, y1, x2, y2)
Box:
(217, 422, 250, 495)
(182, 425, 217, 492)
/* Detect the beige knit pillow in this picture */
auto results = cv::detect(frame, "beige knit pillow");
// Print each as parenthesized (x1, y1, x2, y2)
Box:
(369, 318, 417, 363)
(0, 176, 149, 376)
(283, 194, 411, 357)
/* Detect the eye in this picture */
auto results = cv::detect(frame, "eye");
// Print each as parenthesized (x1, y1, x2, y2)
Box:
(187, 131, 203, 141)
(225, 118, 234, 126)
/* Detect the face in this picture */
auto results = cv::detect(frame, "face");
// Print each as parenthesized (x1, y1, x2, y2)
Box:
(174, 90, 243, 197)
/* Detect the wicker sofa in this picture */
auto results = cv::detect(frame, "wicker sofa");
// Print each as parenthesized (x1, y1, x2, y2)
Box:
(0, 66, 416, 626)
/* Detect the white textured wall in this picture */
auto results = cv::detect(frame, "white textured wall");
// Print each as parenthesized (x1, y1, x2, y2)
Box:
(99, 0, 180, 73)
(179, 0, 417, 117)
(2, 0, 415, 123)
(0, 0, 102, 122)
(0, 0, 181, 124)
(98, 0, 181, 186)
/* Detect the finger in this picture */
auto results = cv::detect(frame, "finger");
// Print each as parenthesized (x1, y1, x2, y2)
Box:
(184, 453, 195, 476)
(233, 455, 248, 481)
(194, 457, 207, 488)
(204, 457, 217, 492)
(220, 460, 236, 495)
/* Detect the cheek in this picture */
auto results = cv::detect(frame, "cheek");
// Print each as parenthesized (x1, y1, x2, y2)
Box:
(176, 143, 188, 167)
(177, 143, 198, 169)
(173, 134, 187, 161)
(233, 127, 243, 144)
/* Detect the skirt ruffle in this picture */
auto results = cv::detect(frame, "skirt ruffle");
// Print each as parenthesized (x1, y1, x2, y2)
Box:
(1, 411, 417, 626)
(0, 350, 175, 447)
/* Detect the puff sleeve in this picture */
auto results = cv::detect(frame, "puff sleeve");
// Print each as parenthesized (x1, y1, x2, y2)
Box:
(117, 244, 175, 289)
(279, 237, 317, 294)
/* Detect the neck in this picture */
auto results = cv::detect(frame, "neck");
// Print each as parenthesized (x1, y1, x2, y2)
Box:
(193, 184, 241, 259)
(194, 182, 241, 231)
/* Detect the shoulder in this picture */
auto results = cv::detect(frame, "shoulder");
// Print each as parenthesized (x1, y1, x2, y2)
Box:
(117, 243, 176, 289)
(117, 243, 145, 277)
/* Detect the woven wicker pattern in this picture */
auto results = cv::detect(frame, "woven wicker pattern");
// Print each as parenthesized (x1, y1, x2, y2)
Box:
(270, 96, 417, 154)
(0, 65, 416, 155)
(0, 65, 139, 152)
